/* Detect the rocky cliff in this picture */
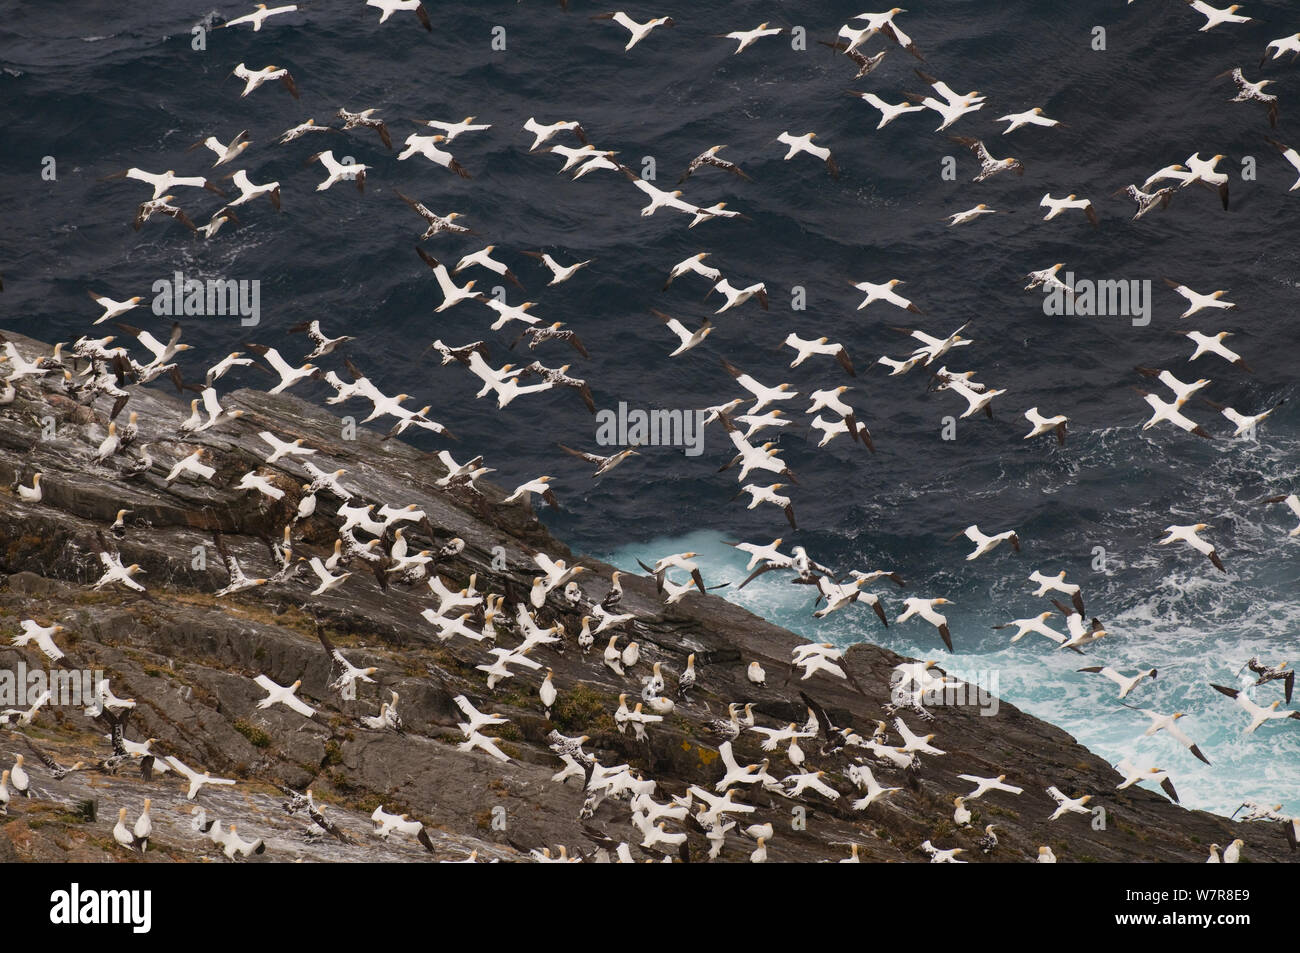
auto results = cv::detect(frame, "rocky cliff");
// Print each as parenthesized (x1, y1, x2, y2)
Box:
(0, 329, 1286, 863)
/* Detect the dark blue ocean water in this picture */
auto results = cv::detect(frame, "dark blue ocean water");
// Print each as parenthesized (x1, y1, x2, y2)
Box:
(3, 0, 1299, 814)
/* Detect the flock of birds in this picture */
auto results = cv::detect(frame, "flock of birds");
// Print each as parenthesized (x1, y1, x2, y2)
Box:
(3, 0, 1300, 862)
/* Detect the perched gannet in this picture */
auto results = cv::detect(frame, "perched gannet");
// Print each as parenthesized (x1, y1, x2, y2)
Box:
(367, 0, 432, 30)
(1183, 0, 1252, 32)
(13, 620, 66, 661)
(309, 149, 367, 192)
(953, 796, 972, 827)
(775, 131, 839, 177)
(9, 755, 29, 797)
(1037, 846, 1057, 863)
(1222, 839, 1244, 863)
(747, 661, 766, 687)
(223, 169, 282, 210)
(847, 91, 925, 128)
(223, 824, 266, 860)
(949, 136, 1024, 181)
(1040, 194, 1098, 226)
(1158, 523, 1225, 572)
(951, 524, 1020, 561)
(231, 62, 299, 98)
(590, 11, 675, 50)
(1078, 666, 1157, 699)
(1210, 684, 1300, 733)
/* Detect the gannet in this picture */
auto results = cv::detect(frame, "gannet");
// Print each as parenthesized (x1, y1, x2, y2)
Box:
(648, 308, 712, 356)
(523, 117, 588, 152)
(254, 675, 317, 718)
(1115, 183, 1175, 220)
(1218, 67, 1279, 127)
(1078, 665, 1157, 699)
(1136, 389, 1212, 438)
(305, 556, 351, 595)
(503, 475, 558, 507)
(367, 0, 431, 30)
(1158, 523, 1225, 572)
(93, 550, 146, 591)
(309, 149, 367, 192)
(452, 246, 522, 290)
(1134, 367, 1211, 407)
(1262, 32, 1300, 65)
(734, 483, 797, 530)
(1222, 839, 1244, 863)
(1180, 329, 1251, 371)
(1211, 684, 1300, 733)
(775, 131, 839, 177)
(782, 333, 856, 375)
(1040, 193, 1097, 226)
(1212, 400, 1282, 438)
(102, 166, 223, 199)
(13, 620, 66, 662)
(951, 524, 1021, 560)
(708, 277, 769, 314)
(958, 774, 1023, 800)
(1046, 785, 1093, 820)
(223, 824, 266, 860)
(245, 344, 315, 393)
(222, 169, 281, 211)
(231, 62, 299, 98)
(398, 132, 471, 176)
(896, 597, 953, 651)
(998, 107, 1061, 133)
(165, 756, 237, 799)
(1183, 0, 1252, 31)
(132, 194, 196, 231)
(87, 291, 141, 326)
(1021, 407, 1069, 445)
(1115, 759, 1180, 803)
(1163, 278, 1235, 318)
(590, 11, 675, 50)
(953, 797, 972, 827)
(1037, 846, 1057, 863)
(277, 117, 337, 143)
(944, 203, 1006, 226)
(9, 755, 29, 798)
(1263, 494, 1300, 537)
(678, 144, 752, 185)
(1239, 657, 1295, 703)
(190, 129, 251, 169)
(747, 661, 767, 687)
(514, 253, 592, 292)
(950, 136, 1024, 181)
(721, 359, 796, 413)
(921, 840, 966, 863)
(715, 22, 782, 54)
